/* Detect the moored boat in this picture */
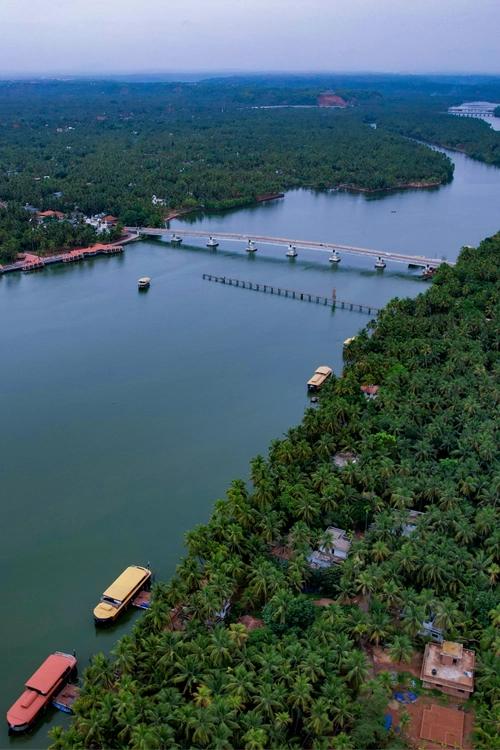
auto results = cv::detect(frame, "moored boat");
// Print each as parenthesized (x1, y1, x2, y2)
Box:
(171, 234, 182, 244)
(421, 265, 436, 280)
(246, 240, 258, 253)
(307, 366, 333, 392)
(138, 276, 151, 290)
(329, 251, 341, 264)
(6, 652, 77, 733)
(374, 256, 386, 269)
(286, 244, 298, 258)
(206, 236, 219, 248)
(93, 565, 152, 624)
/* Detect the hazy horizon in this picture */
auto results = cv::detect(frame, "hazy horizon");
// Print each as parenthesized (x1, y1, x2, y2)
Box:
(1, 0, 499, 77)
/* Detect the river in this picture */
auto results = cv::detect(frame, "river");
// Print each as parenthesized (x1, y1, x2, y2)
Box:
(0, 146, 499, 748)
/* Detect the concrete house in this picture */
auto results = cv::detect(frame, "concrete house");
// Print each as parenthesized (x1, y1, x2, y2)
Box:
(308, 527, 352, 568)
(421, 641, 475, 698)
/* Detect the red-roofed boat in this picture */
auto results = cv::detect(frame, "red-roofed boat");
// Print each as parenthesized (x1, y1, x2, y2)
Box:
(6, 652, 77, 733)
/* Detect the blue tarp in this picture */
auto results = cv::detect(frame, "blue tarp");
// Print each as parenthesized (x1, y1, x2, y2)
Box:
(384, 714, 393, 731)
(393, 690, 418, 704)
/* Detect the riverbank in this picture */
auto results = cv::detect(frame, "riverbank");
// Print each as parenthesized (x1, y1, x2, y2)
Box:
(335, 178, 443, 194)
(56, 234, 499, 750)
(164, 193, 285, 223)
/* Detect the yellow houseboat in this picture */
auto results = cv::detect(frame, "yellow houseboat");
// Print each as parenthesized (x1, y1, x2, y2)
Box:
(93, 565, 152, 624)
(307, 366, 333, 392)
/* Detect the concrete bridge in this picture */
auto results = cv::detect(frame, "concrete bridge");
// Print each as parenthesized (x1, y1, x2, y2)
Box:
(127, 227, 452, 269)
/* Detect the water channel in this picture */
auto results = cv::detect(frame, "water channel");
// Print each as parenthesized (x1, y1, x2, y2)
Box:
(0, 146, 499, 748)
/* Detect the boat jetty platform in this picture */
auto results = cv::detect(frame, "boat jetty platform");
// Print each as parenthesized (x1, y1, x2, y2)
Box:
(0, 234, 139, 277)
(52, 684, 80, 714)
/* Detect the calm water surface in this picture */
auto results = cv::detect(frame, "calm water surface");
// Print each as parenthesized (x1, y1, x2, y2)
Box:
(1, 146, 499, 748)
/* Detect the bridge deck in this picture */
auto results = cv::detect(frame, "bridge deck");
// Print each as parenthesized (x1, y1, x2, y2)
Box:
(128, 228, 452, 268)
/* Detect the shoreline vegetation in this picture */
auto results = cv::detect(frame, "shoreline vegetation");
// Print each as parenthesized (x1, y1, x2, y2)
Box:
(335, 179, 442, 194)
(0, 79, 462, 260)
(2, 74, 498, 262)
(53, 233, 500, 750)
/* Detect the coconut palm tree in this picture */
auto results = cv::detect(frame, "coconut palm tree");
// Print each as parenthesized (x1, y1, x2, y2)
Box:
(228, 622, 248, 649)
(371, 540, 390, 562)
(388, 634, 414, 664)
(252, 680, 286, 719)
(288, 673, 313, 713)
(246, 558, 283, 605)
(366, 608, 392, 647)
(111, 634, 136, 675)
(243, 727, 268, 750)
(305, 697, 331, 736)
(433, 598, 462, 633)
(226, 664, 253, 703)
(343, 650, 369, 690)
(331, 732, 355, 750)
(130, 723, 161, 749)
(330, 693, 356, 730)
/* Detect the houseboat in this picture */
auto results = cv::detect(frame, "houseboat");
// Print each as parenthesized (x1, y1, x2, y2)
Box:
(206, 236, 219, 248)
(93, 565, 152, 624)
(138, 277, 151, 290)
(286, 244, 298, 258)
(307, 366, 333, 392)
(7, 652, 77, 733)
(329, 251, 341, 264)
(374, 256, 386, 269)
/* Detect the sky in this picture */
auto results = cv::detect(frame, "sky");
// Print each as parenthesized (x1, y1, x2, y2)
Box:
(0, 0, 499, 77)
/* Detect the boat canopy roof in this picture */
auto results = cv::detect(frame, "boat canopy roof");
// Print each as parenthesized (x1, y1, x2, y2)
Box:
(138, 277, 151, 283)
(25, 653, 76, 695)
(102, 566, 151, 603)
(307, 366, 332, 387)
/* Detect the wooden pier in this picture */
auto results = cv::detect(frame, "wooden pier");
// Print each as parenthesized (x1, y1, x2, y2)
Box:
(132, 590, 151, 610)
(0, 241, 128, 276)
(52, 684, 80, 714)
(202, 274, 380, 315)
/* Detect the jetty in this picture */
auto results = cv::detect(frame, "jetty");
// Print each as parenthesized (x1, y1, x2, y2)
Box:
(129, 227, 452, 269)
(0, 241, 129, 276)
(202, 273, 380, 315)
(132, 590, 152, 609)
(52, 684, 80, 714)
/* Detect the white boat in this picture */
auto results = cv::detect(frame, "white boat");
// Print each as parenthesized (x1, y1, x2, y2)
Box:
(246, 240, 258, 253)
(171, 234, 182, 244)
(286, 244, 298, 258)
(329, 251, 341, 264)
(375, 256, 386, 269)
(138, 277, 151, 290)
(206, 236, 219, 248)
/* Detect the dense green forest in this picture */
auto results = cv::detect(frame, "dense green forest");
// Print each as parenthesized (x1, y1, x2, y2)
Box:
(1, 75, 499, 260)
(0, 79, 458, 236)
(380, 107, 500, 167)
(52, 234, 500, 750)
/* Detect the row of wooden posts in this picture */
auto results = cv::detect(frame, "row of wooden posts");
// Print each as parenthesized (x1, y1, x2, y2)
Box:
(201, 274, 380, 315)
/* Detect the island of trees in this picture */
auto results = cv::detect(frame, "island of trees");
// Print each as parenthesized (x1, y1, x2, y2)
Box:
(51, 233, 500, 750)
